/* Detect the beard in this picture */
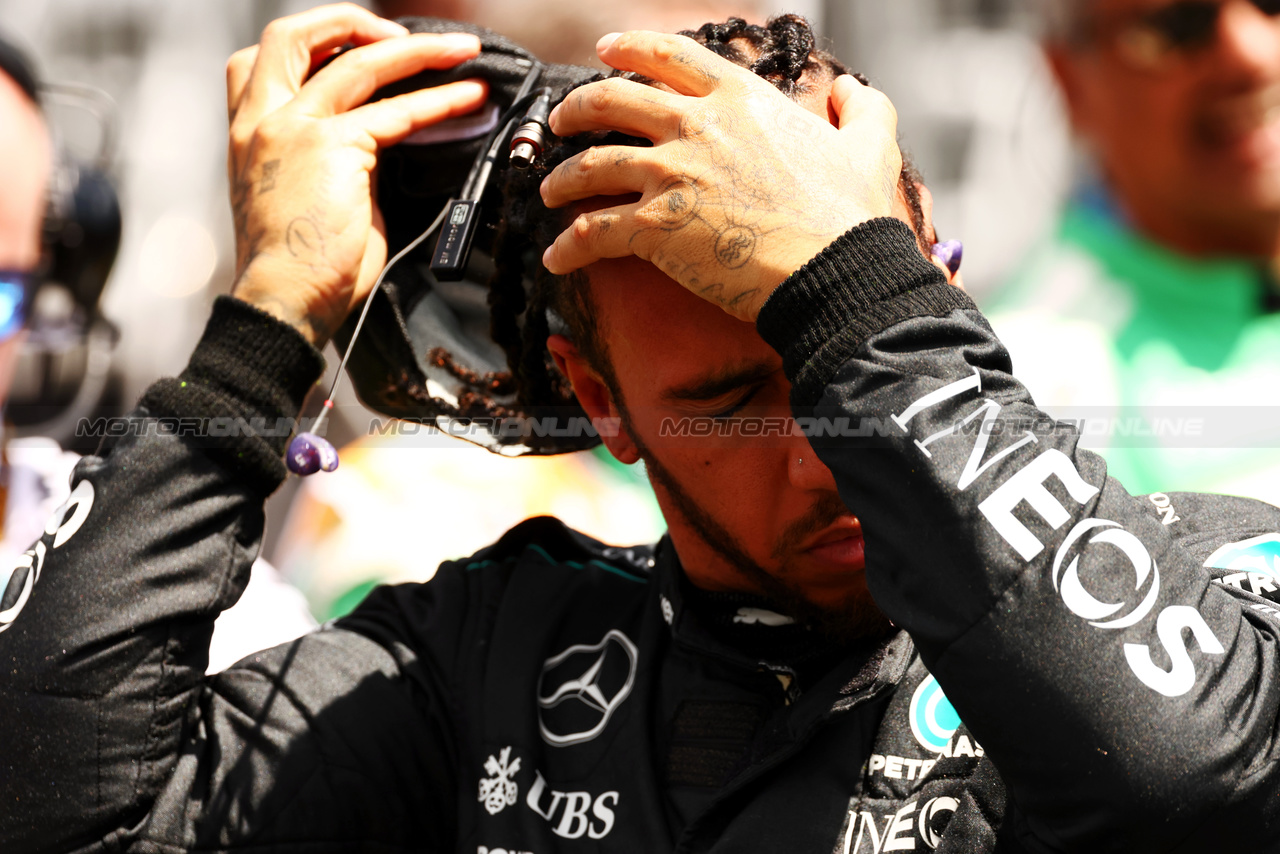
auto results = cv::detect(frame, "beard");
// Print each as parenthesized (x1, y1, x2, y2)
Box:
(635, 436, 892, 645)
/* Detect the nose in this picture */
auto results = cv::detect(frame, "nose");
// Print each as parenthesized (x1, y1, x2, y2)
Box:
(1213, 0, 1280, 84)
(788, 439, 841, 492)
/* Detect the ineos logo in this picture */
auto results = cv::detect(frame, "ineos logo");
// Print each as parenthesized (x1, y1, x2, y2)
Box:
(1052, 518, 1159, 629)
(537, 629, 638, 747)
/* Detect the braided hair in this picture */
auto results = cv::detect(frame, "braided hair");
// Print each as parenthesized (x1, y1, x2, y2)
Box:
(429, 15, 929, 437)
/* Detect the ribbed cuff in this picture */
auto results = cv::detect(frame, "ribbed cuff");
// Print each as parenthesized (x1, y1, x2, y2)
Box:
(139, 296, 326, 496)
(757, 218, 976, 407)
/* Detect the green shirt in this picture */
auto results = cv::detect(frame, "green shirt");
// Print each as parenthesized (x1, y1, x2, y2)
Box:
(988, 202, 1280, 503)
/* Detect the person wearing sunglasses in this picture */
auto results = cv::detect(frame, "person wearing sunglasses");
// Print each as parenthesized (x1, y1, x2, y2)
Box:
(0, 34, 318, 673)
(0, 41, 48, 412)
(990, 0, 1280, 502)
(0, 38, 73, 576)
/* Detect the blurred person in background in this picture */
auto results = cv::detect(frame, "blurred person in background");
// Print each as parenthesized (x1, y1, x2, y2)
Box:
(0, 35, 68, 573)
(0, 34, 315, 672)
(989, 0, 1280, 504)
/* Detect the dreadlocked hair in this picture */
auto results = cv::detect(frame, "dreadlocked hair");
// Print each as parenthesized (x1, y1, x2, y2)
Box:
(682, 15, 866, 95)
(457, 15, 926, 438)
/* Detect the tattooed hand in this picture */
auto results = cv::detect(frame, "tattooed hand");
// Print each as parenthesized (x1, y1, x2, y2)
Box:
(539, 30, 901, 323)
(225, 3, 487, 347)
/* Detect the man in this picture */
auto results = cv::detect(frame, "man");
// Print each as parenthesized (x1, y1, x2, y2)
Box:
(3, 5, 1280, 853)
(0, 38, 49, 418)
(990, 0, 1280, 500)
(0, 38, 74, 574)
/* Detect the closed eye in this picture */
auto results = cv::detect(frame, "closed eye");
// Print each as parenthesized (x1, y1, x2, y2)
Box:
(708, 383, 763, 420)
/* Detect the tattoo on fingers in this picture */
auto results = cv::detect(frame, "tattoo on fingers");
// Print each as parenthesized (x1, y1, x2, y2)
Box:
(714, 225, 757, 269)
(678, 108, 721, 141)
(652, 175, 701, 228)
(670, 50, 721, 87)
(774, 108, 821, 141)
(259, 159, 281, 194)
(230, 168, 264, 274)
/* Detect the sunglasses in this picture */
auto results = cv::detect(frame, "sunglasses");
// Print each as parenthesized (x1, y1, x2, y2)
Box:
(0, 270, 40, 340)
(1085, 0, 1280, 70)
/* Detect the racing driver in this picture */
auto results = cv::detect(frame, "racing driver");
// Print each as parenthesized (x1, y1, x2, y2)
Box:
(3, 5, 1280, 853)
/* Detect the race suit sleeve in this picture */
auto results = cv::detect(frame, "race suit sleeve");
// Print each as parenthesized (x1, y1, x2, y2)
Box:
(0, 297, 460, 853)
(756, 219, 1280, 853)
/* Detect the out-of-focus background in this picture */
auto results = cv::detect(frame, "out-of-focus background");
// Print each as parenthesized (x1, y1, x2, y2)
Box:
(0, 0, 1073, 610)
(0, 0, 1068, 403)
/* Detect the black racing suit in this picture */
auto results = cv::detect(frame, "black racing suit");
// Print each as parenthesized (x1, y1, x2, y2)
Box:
(3, 219, 1279, 853)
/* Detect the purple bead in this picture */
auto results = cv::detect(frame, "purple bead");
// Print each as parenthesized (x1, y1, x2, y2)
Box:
(287, 432, 339, 476)
(931, 239, 963, 275)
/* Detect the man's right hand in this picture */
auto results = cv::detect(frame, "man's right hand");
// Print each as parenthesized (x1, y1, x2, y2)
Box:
(225, 3, 488, 348)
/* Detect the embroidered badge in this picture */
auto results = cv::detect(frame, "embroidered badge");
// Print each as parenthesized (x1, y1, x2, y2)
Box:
(478, 746, 522, 815)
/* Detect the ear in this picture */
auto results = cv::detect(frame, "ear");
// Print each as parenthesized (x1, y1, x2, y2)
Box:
(546, 334, 641, 465)
(915, 181, 938, 245)
(1044, 44, 1089, 133)
(914, 182, 966, 289)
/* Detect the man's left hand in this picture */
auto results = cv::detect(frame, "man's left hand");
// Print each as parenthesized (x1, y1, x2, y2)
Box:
(539, 30, 902, 322)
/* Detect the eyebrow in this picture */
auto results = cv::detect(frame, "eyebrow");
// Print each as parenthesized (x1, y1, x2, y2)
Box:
(661, 361, 777, 403)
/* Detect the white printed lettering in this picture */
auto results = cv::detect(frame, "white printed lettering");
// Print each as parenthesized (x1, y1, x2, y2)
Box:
(1148, 494, 1180, 525)
(588, 792, 618, 839)
(868, 754, 886, 774)
(1220, 572, 1247, 590)
(554, 792, 591, 839)
(907, 397, 1037, 491)
(917, 797, 959, 849)
(525, 771, 619, 840)
(978, 449, 1100, 560)
(891, 369, 981, 433)
(954, 402, 1038, 490)
(1248, 573, 1278, 595)
(884, 755, 904, 779)
(884, 800, 919, 852)
(46, 479, 94, 549)
(1123, 606, 1225, 697)
(1052, 519, 1160, 629)
(844, 811, 893, 854)
(526, 771, 562, 820)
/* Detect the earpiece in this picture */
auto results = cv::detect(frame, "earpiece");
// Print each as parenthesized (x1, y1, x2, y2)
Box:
(931, 240, 963, 275)
(286, 431, 339, 475)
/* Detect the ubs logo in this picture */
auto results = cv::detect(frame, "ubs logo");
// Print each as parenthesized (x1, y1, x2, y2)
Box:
(537, 629, 638, 747)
